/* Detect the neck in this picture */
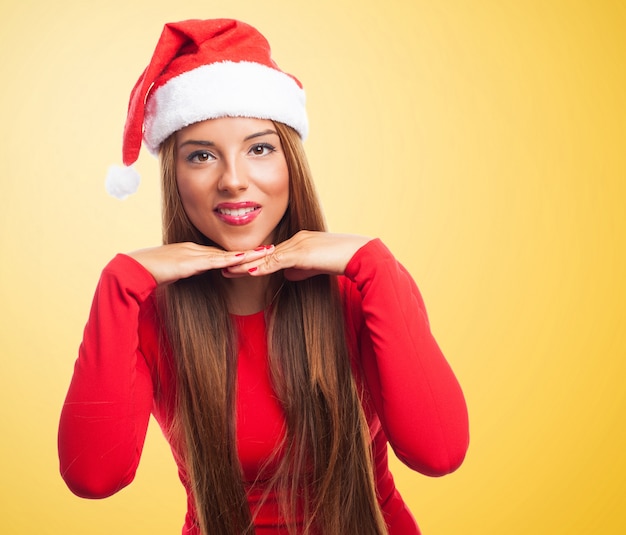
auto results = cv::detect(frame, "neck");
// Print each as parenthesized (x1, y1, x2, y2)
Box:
(224, 275, 281, 316)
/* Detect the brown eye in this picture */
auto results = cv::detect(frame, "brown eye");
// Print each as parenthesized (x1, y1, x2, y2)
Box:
(249, 143, 275, 156)
(187, 150, 214, 163)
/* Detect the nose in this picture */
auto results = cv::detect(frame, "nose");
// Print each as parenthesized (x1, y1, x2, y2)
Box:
(218, 157, 248, 193)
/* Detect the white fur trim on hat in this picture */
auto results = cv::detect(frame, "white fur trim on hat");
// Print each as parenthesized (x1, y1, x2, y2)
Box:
(143, 61, 308, 154)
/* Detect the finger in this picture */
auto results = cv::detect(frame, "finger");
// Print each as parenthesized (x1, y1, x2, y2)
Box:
(235, 247, 290, 277)
(154, 244, 274, 283)
(220, 244, 276, 273)
(220, 268, 250, 279)
(222, 258, 277, 277)
(209, 244, 272, 266)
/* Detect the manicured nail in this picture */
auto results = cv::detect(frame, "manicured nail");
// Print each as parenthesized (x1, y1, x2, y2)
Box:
(235, 252, 245, 257)
(248, 266, 258, 273)
(254, 246, 266, 251)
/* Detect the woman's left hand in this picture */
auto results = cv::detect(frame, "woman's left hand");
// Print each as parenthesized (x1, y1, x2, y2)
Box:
(221, 231, 371, 281)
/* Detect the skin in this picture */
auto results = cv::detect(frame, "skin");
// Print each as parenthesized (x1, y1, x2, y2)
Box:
(129, 117, 370, 314)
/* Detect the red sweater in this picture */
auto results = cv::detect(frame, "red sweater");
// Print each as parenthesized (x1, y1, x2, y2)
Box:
(58, 239, 469, 534)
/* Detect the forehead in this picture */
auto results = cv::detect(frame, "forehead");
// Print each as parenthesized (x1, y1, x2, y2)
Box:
(176, 117, 277, 142)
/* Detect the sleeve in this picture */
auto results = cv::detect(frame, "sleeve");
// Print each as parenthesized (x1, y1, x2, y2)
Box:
(344, 239, 469, 477)
(58, 254, 158, 498)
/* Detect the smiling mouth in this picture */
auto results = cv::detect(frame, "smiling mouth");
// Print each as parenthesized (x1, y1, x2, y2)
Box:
(216, 206, 260, 217)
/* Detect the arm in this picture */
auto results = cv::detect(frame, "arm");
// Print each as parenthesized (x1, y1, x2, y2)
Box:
(344, 239, 469, 477)
(58, 254, 158, 498)
(222, 231, 469, 474)
(58, 242, 275, 498)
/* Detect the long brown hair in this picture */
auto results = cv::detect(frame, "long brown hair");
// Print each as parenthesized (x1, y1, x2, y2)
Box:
(158, 122, 388, 535)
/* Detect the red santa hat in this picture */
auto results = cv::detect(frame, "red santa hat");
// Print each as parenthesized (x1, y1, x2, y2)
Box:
(106, 18, 308, 199)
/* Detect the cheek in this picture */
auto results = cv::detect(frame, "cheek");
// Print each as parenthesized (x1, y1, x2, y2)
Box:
(174, 180, 211, 236)
(177, 181, 196, 209)
(274, 178, 290, 204)
(175, 187, 194, 221)
(271, 180, 290, 221)
(269, 164, 290, 203)
(175, 171, 204, 212)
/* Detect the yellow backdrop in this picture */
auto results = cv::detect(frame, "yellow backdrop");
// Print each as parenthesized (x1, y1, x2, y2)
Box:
(1, 1, 624, 533)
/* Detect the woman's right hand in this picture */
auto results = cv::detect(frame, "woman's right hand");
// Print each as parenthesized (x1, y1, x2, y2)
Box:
(127, 242, 275, 285)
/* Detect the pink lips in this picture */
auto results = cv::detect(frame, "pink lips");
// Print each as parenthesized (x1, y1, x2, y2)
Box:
(214, 202, 261, 226)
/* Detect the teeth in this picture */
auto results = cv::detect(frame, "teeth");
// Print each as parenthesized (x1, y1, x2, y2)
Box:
(219, 206, 256, 216)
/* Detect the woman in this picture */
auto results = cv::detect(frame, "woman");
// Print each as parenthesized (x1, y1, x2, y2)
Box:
(58, 18, 469, 535)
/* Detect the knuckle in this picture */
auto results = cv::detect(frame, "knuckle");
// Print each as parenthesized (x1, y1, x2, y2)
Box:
(265, 251, 281, 267)
(297, 230, 311, 241)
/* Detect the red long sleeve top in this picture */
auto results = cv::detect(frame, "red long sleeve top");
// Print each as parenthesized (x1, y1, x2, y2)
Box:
(58, 239, 469, 534)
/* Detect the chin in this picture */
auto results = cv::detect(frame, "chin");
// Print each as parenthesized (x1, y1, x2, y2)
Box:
(212, 236, 269, 252)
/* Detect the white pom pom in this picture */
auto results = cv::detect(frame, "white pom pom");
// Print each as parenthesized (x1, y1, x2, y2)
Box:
(105, 164, 141, 199)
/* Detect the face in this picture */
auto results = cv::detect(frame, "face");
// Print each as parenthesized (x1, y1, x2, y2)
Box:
(175, 117, 290, 251)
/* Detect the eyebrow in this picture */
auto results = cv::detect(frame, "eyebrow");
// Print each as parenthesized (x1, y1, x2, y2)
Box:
(178, 139, 215, 150)
(243, 129, 278, 141)
(178, 129, 279, 150)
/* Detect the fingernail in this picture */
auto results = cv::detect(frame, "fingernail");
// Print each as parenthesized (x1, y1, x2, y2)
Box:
(235, 252, 245, 257)
(265, 244, 274, 250)
(248, 267, 258, 273)
(254, 246, 266, 251)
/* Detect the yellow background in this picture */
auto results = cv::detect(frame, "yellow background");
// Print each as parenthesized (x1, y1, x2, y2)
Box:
(1, 1, 624, 533)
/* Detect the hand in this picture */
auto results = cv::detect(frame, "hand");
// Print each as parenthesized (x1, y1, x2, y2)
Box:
(128, 242, 275, 285)
(222, 231, 371, 281)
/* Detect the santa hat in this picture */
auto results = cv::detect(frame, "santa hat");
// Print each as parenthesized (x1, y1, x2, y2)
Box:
(106, 18, 308, 199)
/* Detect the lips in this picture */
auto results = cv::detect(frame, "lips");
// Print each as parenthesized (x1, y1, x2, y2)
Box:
(214, 202, 261, 225)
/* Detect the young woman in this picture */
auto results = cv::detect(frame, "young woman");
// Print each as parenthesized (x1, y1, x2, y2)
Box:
(58, 18, 469, 535)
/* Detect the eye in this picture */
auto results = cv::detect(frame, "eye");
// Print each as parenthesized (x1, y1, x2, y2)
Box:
(249, 143, 276, 157)
(186, 150, 215, 163)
